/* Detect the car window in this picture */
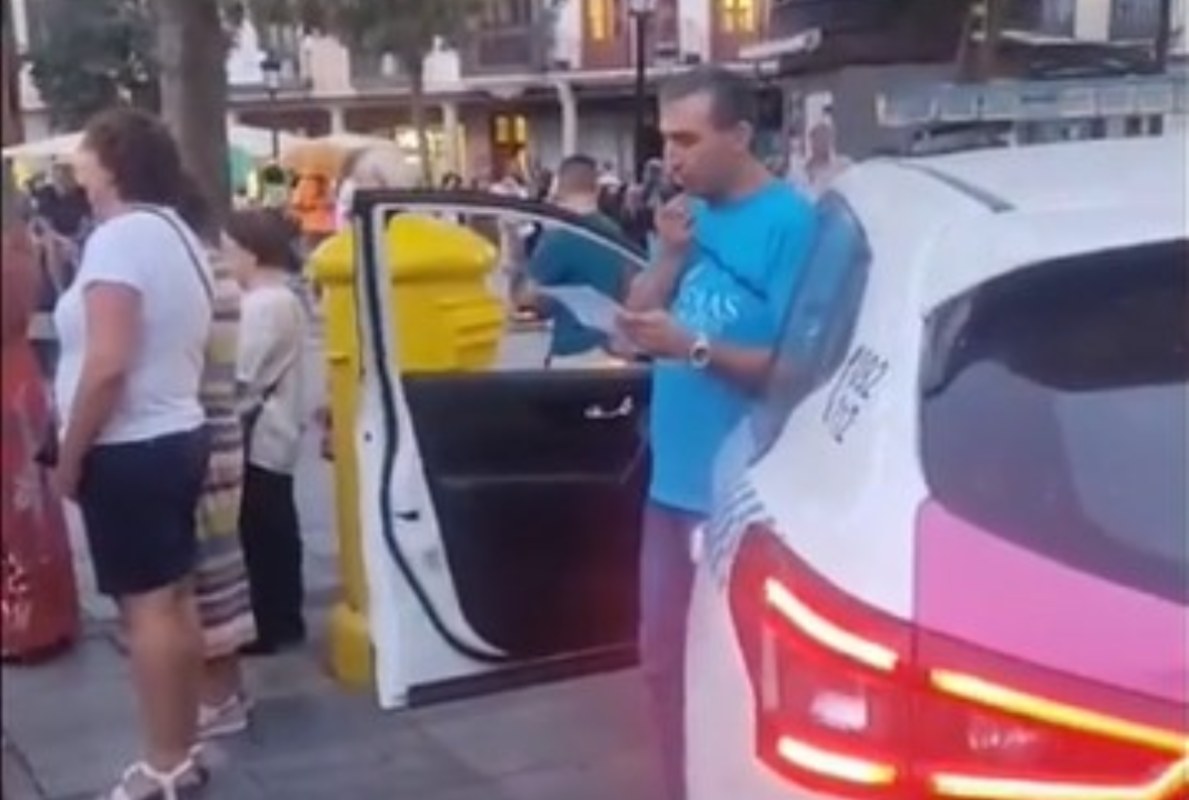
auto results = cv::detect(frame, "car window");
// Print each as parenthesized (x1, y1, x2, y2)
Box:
(921, 240, 1188, 603)
(750, 192, 872, 458)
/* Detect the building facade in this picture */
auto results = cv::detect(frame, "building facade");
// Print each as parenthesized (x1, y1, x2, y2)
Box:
(10, 0, 774, 178)
(746, 0, 1186, 158)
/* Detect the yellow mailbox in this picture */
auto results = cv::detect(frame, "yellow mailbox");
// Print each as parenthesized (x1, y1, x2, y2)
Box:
(311, 214, 502, 688)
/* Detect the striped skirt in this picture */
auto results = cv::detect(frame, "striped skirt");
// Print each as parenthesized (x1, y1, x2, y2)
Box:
(194, 413, 255, 658)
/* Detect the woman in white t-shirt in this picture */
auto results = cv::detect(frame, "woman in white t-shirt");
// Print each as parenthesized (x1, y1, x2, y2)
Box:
(54, 109, 212, 798)
(223, 209, 308, 655)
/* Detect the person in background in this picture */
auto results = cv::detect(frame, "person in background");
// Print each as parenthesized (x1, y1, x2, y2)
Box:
(35, 162, 91, 241)
(490, 162, 534, 310)
(531, 167, 554, 202)
(1, 163, 80, 663)
(26, 214, 78, 378)
(440, 171, 464, 191)
(291, 171, 336, 251)
(55, 108, 213, 799)
(620, 184, 652, 250)
(514, 154, 638, 368)
(333, 149, 367, 232)
(173, 180, 258, 740)
(225, 209, 308, 656)
(787, 118, 853, 199)
(258, 164, 290, 209)
(617, 67, 816, 800)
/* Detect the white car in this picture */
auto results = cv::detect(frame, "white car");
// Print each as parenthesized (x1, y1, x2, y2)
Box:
(347, 137, 1186, 799)
(685, 137, 1189, 800)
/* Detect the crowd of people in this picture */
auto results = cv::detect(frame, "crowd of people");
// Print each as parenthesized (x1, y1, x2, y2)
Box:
(4, 108, 311, 799)
(1, 62, 853, 800)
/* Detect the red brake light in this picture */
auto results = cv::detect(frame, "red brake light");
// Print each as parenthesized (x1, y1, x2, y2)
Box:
(728, 524, 1189, 800)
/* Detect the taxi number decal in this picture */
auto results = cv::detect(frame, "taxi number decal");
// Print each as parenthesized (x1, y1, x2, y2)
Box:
(823, 346, 889, 443)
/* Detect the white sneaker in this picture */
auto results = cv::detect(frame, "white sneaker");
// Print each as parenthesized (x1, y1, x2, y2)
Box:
(197, 693, 251, 740)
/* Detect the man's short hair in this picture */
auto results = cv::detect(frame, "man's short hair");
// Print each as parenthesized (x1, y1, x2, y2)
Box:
(557, 154, 599, 191)
(659, 66, 757, 130)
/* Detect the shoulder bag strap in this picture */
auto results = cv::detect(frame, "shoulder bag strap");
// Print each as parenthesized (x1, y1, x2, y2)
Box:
(132, 204, 215, 306)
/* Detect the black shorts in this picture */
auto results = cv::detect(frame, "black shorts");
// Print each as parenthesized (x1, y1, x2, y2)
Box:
(78, 427, 210, 597)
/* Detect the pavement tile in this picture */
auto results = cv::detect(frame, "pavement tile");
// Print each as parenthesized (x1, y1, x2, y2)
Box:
(1, 636, 139, 799)
(415, 671, 655, 779)
(3, 742, 45, 800)
(498, 754, 663, 800)
(239, 693, 482, 799)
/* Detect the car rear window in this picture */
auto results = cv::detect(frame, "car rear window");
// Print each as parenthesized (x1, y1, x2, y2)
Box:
(750, 192, 871, 458)
(921, 240, 1188, 603)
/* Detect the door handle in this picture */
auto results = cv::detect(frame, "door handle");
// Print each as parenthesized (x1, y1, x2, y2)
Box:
(584, 396, 634, 421)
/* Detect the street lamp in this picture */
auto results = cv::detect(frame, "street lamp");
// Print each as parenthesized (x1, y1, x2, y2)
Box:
(261, 53, 283, 161)
(628, 0, 657, 182)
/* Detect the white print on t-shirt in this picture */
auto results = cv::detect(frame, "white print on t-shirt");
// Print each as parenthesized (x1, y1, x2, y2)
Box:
(673, 261, 743, 338)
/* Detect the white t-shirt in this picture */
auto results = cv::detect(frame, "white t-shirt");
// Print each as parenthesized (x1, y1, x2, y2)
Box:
(238, 282, 306, 474)
(54, 207, 213, 444)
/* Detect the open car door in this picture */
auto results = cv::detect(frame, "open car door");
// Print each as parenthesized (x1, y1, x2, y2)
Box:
(351, 190, 652, 709)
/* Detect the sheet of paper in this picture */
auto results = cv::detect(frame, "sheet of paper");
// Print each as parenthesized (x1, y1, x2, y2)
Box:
(537, 286, 624, 336)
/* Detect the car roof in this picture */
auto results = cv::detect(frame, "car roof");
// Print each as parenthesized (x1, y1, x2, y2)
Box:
(903, 135, 1187, 215)
(836, 136, 1187, 310)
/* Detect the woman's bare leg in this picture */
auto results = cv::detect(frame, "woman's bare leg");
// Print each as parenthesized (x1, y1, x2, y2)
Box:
(120, 580, 202, 770)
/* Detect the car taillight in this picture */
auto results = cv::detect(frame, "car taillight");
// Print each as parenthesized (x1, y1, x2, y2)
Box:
(728, 525, 1188, 800)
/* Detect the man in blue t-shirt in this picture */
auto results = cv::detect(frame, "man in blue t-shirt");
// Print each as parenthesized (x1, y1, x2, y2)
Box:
(618, 67, 815, 800)
(517, 154, 638, 366)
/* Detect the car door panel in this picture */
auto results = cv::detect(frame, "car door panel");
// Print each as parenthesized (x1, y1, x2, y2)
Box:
(350, 189, 656, 705)
(402, 368, 651, 660)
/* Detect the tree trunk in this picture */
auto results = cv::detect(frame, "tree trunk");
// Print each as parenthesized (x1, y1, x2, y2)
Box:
(152, 0, 230, 217)
(407, 64, 433, 187)
(2, 0, 23, 146)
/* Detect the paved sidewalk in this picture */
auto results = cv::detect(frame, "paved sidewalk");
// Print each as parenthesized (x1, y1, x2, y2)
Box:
(3, 325, 661, 799)
(2, 618, 660, 800)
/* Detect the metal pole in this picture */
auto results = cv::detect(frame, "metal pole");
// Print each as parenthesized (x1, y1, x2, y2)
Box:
(633, 10, 649, 183)
(269, 87, 280, 161)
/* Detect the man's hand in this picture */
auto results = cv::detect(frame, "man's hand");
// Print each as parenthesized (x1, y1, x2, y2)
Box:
(653, 196, 693, 262)
(617, 309, 692, 360)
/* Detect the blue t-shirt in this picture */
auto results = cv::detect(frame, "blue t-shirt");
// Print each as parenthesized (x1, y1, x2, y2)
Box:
(527, 213, 633, 356)
(648, 181, 815, 515)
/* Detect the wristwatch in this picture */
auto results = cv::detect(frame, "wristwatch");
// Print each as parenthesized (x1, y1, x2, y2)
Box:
(689, 332, 712, 370)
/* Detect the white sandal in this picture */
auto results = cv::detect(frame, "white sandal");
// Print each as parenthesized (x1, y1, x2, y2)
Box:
(99, 757, 208, 800)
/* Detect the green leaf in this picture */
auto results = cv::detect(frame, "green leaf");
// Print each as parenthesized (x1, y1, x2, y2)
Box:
(24, 0, 158, 129)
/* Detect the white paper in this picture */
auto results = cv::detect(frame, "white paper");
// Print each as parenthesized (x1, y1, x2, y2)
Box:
(537, 286, 624, 336)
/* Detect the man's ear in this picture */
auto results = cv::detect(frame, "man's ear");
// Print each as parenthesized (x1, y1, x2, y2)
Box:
(734, 121, 755, 153)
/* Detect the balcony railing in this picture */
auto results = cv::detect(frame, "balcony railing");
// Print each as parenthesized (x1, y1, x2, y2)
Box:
(227, 50, 310, 96)
(462, 25, 543, 74)
(350, 52, 411, 90)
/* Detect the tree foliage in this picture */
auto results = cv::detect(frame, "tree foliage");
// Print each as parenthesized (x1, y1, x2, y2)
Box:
(25, 0, 159, 130)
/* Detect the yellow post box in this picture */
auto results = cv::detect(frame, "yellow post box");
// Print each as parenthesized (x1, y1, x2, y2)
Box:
(311, 214, 502, 687)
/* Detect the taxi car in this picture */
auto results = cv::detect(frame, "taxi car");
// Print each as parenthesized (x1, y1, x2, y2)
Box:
(345, 136, 1186, 800)
(685, 136, 1189, 800)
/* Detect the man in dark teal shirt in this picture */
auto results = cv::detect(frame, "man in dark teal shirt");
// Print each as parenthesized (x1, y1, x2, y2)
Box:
(518, 154, 637, 365)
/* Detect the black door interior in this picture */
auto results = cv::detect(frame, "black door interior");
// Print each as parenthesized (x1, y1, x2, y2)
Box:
(402, 367, 652, 661)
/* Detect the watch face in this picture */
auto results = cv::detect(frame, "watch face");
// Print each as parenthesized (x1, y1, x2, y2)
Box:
(690, 337, 711, 368)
